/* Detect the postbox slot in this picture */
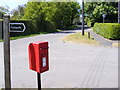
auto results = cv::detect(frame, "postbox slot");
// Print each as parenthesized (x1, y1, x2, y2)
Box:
(40, 47, 49, 50)
(42, 54, 46, 57)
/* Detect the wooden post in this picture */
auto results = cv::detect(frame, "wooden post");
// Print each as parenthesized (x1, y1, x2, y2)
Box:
(0, 20, 3, 39)
(88, 32, 90, 39)
(3, 14, 11, 90)
(118, 0, 120, 23)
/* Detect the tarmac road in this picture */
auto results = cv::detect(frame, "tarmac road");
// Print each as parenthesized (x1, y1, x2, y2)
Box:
(0, 29, 118, 88)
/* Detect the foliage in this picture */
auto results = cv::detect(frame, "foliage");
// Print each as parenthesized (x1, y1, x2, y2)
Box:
(23, 2, 80, 33)
(93, 23, 120, 39)
(11, 5, 25, 19)
(0, 5, 9, 14)
(50, 2, 81, 29)
(84, 2, 118, 27)
(73, 16, 81, 24)
(10, 19, 57, 37)
(65, 25, 78, 30)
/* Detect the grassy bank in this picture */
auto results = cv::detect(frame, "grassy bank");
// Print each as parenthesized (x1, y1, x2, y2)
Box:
(63, 32, 99, 46)
(0, 29, 62, 42)
(0, 32, 47, 42)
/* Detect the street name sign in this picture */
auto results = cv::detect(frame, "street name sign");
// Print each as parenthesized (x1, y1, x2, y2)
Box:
(9, 23, 26, 32)
(102, 14, 106, 18)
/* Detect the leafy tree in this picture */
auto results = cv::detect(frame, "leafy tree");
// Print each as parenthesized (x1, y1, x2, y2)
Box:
(11, 5, 25, 19)
(23, 2, 81, 32)
(0, 5, 9, 14)
(23, 2, 56, 33)
(51, 2, 80, 29)
(84, 2, 118, 26)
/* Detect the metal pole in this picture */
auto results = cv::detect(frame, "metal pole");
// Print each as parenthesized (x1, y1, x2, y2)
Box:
(82, 0, 84, 35)
(118, 0, 120, 23)
(103, 18, 105, 23)
(3, 14, 11, 90)
(37, 73, 41, 90)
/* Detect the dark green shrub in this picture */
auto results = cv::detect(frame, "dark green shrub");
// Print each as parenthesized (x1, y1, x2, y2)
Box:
(30, 19, 56, 34)
(10, 19, 32, 37)
(10, 19, 56, 37)
(93, 23, 120, 39)
(66, 25, 78, 30)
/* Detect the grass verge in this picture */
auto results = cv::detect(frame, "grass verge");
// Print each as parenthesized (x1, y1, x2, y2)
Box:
(10, 32, 48, 40)
(0, 29, 62, 42)
(0, 32, 48, 42)
(112, 42, 120, 47)
(63, 32, 99, 46)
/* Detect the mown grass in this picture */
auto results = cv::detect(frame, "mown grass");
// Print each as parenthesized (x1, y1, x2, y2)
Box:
(63, 32, 99, 46)
(0, 19, 3, 21)
(10, 32, 48, 40)
(112, 42, 120, 47)
(0, 29, 62, 42)
(0, 32, 48, 42)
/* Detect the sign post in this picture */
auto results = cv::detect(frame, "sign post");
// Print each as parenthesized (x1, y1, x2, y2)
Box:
(102, 14, 106, 23)
(28, 41, 49, 90)
(3, 14, 11, 90)
(37, 73, 41, 90)
(118, 0, 120, 23)
(3, 15, 26, 90)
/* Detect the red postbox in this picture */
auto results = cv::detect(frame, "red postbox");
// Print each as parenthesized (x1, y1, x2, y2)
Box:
(28, 41, 49, 73)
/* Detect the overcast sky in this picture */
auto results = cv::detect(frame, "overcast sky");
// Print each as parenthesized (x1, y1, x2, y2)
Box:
(0, 0, 82, 12)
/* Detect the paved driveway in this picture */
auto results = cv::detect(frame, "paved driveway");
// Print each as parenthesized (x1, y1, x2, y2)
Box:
(0, 30, 118, 88)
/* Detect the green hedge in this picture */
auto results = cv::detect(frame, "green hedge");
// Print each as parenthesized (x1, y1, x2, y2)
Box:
(0, 19, 3, 21)
(10, 19, 56, 37)
(93, 23, 120, 40)
(10, 20, 32, 37)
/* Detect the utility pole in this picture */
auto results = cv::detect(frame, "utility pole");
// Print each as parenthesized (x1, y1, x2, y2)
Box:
(118, 0, 120, 23)
(82, 0, 84, 35)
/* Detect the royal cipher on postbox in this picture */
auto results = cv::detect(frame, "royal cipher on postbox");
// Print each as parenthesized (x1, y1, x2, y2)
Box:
(28, 41, 49, 73)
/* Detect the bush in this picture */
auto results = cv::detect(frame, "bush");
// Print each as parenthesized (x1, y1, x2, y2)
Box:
(10, 19, 56, 37)
(93, 23, 120, 40)
(10, 19, 32, 37)
(30, 19, 56, 34)
(86, 19, 95, 27)
(66, 25, 78, 30)
(87, 21, 92, 27)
